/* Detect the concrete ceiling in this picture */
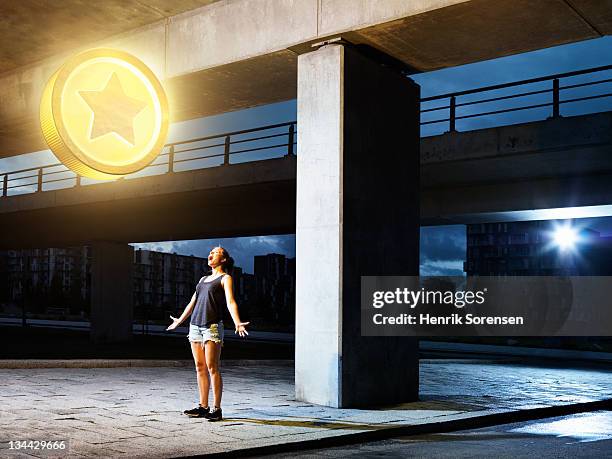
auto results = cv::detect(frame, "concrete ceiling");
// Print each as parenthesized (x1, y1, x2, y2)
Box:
(0, 0, 220, 74)
(0, 0, 611, 160)
(347, 0, 608, 71)
(125, 0, 612, 130)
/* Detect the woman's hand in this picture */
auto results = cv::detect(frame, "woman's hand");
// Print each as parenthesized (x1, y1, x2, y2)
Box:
(235, 322, 250, 337)
(166, 315, 182, 331)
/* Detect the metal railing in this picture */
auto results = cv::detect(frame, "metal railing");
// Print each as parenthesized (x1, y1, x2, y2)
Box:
(421, 64, 612, 131)
(2, 64, 612, 197)
(2, 121, 297, 197)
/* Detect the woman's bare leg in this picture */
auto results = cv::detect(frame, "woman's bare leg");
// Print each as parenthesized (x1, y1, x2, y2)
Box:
(205, 340, 223, 408)
(190, 341, 210, 407)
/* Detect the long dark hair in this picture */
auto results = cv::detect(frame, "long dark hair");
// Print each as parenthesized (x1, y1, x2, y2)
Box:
(217, 246, 234, 274)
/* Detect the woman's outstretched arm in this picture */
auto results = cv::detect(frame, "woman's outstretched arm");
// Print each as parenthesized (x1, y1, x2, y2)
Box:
(166, 291, 197, 331)
(222, 275, 249, 337)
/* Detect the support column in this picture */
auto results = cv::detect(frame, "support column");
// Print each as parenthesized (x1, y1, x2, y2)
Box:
(295, 44, 420, 407)
(90, 241, 134, 343)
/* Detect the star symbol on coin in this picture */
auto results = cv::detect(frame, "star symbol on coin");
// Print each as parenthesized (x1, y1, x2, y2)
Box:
(79, 72, 148, 145)
(41, 48, 169, 179)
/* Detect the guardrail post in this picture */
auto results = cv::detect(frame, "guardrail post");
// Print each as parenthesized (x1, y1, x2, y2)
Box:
(2, 174, 7, 197)
(168, 145, 175, 173)
(223, 135, 231, 165)
(75, 174, 81, 187)
(552, 78, 560, 118)
(449, 95, 457, 132)
(287, 124, 295, 156)
(37, 168, 43, 192)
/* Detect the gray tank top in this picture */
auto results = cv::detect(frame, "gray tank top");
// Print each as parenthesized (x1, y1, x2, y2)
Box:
(190, 274, 227, 326)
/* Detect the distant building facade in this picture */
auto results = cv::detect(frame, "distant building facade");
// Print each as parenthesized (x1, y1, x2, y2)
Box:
(0, 247, 90, 314)
(464, 221, 612, 276)
(133, 249, 255, 321)
(133, 249, 209, 320)
(253, 253, 296, 327)
(231, 266, 256, 318)
(0, 246, 283, 325)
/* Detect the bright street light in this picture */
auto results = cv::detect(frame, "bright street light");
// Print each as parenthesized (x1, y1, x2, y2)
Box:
(553, 225, 578, 250)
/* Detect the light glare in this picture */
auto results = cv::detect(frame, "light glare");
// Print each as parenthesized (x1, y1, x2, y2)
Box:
(553, 226, 578, 250)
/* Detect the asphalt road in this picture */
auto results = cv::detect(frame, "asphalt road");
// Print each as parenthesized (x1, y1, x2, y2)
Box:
(0, 318, 294, 342)
(0, 324, 294, 360)
(2, 320, 611, 367)
(259, 411, 612, 458)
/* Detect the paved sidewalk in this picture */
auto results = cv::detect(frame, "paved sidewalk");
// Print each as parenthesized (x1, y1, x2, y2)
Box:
(1, 360, 611, 458)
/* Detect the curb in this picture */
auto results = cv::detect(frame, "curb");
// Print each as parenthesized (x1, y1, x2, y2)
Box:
(0, 359, 511, 369)
(192, 398, 612, 458)
(0, 359, 294, 369)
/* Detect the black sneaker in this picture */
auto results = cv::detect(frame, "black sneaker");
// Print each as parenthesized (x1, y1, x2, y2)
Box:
(184, 405, 210, 417)
(205, 407, 222, 422)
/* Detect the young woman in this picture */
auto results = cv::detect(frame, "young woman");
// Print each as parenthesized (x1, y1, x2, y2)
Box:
(166, 246, 249, 421)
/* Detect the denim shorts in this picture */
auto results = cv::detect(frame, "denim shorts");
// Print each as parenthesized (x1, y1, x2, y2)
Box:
(187, 321, 224, 347)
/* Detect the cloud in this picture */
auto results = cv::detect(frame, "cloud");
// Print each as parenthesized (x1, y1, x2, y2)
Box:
(130, 241, 189, 254)
(419, 225, 466, 275)
(130, 234, 295, 274)
(420, 225, 466, 263)
(131, 228, 468, 277)
(420, 259, 465, 276)
(0, 149, 56, 172)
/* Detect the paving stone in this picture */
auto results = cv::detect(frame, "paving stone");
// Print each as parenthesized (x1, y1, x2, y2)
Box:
(1, 361, 610, 458)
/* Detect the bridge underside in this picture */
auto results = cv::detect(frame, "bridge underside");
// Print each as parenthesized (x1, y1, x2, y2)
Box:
(4, 169, 612, 249)
(0, 159, 296, 249)
(3, 111, 612, 248)
(3, 181, 296, 249)
(423, 173, 612, 226)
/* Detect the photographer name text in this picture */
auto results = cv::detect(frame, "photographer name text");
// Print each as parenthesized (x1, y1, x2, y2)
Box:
(371, 288, 524, 327)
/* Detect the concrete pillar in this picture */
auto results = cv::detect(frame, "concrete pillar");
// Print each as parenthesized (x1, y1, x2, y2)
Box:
(295, 44, 420, 408)
(90, 241, 134, 343)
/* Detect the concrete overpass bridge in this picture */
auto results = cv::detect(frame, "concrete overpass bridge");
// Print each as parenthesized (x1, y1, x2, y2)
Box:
(2, 110, 612, 247)
(2, 65, 611, 248)
(2, 0, 612, 409)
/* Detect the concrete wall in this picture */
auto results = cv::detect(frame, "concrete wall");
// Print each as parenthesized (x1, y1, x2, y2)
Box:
(421, 112, 612, 187)
(295, 44, 419, 407)
(90, 241, 134, 343)
(295, 43, 343, 407)
(340, 44, 420, 407)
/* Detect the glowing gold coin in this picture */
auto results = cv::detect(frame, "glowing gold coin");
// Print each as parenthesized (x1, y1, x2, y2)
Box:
(40, 48, 169, 180)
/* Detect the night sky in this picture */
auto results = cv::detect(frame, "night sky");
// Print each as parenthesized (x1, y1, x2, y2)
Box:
(2, 36, 611, 274)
